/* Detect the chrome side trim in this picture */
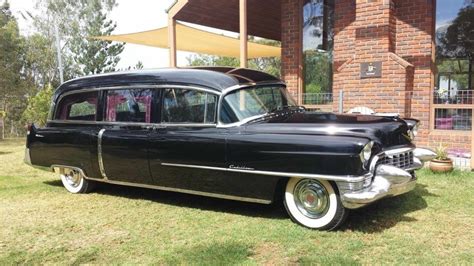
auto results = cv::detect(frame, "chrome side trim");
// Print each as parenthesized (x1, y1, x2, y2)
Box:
(161, 162, 372, 182)
(54, 84, 222, 122)
(216, 114, 268, 128)
(47, 120, 217, 128)
(57, 84, 221, 102)
(85, 177, 272, 204)
(97, 129, 108, 180)
(50, 164, 271, 204)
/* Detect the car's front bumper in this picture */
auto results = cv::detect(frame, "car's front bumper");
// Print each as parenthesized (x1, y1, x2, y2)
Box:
(339, 147, 435, 209)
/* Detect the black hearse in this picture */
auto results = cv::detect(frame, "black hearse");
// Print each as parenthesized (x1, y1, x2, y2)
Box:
(25, 67, 435, 230)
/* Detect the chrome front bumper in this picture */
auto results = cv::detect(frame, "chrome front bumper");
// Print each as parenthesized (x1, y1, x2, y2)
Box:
(339, 147, 435, 209)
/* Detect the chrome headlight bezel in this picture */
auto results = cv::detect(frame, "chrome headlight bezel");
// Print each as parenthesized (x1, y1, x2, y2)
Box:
(360, 141, 374, 165)
(412, 122, 419, 137)
(407, 122, 419, 141)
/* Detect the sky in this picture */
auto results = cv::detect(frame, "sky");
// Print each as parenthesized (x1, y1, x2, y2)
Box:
(8, 0, 196, 69)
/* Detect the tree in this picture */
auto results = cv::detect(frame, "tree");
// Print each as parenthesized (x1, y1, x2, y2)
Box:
(303, 50, 332, 94)
(22, 84, 54, 127)
(35, 0, 124, 76)
(186, 37, 281, 78)
(67, 0, 124, 75)
(0, 1, 32, 137)
(437, 5, 474, 59)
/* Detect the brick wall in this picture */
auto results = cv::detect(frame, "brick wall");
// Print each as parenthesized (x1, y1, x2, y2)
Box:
(281, 0, 471, 152)
(281, 0, 301, 100)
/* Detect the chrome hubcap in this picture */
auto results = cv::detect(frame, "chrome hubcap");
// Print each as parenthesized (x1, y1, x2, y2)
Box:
(294, 179, 329, 218)
(62, 169, 82, 188)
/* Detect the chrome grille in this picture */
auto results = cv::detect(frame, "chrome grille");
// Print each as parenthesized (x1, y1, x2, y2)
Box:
(377, 150, 414, 170)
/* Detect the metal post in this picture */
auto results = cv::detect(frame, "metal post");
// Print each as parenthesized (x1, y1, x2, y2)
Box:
(168, 18, 177, 67)
(54, 23, 64, 84)
(239, 0, 248, 68)
(470, 60, 474, 170)
(471, 111, 474, 170)
(338, 89, 344, 113)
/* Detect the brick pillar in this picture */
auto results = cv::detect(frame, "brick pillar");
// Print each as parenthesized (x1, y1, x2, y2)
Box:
(332, 0, 434, 146)
(280, 0, 436, 147)
(281, 0, 301, 100)
(395, 0, 435, 148)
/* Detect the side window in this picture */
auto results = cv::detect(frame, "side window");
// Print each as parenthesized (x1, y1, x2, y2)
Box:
(106, 89, 152, 123)
(55, 91, 98, 121)
(162, 88, 217, 123)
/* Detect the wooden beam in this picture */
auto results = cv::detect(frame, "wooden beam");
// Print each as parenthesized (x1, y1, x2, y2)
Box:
(168, 17, 177, 67)
(239, 0, 248, 68)
(168, 0, 189, 18)
(167, 0, 188, 68)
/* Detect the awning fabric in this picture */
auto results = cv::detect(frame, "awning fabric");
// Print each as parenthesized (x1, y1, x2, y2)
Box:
(91, 23, 281, 58)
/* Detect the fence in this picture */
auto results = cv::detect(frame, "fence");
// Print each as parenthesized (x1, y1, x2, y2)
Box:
(291, 90, 474, 170)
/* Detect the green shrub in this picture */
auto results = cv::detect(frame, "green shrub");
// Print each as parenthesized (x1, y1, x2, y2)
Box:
(21, 84, 54, 127)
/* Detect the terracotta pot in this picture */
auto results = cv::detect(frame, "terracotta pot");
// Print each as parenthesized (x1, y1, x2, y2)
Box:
(430, 159, 454, 173)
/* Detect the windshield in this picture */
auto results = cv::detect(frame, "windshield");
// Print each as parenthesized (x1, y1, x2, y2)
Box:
(220, 85, 297, 124)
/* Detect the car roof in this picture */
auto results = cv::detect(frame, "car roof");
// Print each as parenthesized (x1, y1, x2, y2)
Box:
(55, 67, 283, 97)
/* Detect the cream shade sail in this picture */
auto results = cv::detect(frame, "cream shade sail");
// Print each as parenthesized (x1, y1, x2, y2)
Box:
(91, 23, 281, 58)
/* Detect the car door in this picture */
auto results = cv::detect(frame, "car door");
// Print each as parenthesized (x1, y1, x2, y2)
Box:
(148, 87, 228, 193)
(98, 87, 155, 184)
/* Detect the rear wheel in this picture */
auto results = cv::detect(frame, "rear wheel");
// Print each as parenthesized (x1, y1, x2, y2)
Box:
(284, 178, 347, 230)
(59, 168, 95, 194)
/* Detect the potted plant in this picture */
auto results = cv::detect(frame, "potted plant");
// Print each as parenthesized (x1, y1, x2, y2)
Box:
(430, 144, 453, 173)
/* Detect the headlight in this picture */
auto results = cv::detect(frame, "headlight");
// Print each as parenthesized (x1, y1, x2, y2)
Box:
(360, 141, 374, 164)
(412, 122, 419, 137)
(407, 123, 419, 140)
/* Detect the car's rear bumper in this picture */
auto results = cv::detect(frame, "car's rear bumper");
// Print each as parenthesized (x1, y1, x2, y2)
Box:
(340, 147, 434, 209)
(24, 148, 32, 165)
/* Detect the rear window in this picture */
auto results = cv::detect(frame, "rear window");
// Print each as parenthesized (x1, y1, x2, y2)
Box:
(55, 91, 98, 121)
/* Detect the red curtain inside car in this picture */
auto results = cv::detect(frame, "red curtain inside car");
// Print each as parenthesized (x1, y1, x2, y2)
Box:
(106, 95, 151, 123)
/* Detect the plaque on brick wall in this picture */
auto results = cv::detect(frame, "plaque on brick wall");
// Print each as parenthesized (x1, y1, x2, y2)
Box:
(360, 61, 382, 78)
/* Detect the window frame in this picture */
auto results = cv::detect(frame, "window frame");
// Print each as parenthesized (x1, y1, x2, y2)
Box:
(432, 0, 474, 132)
(53, 90, 99, 122)
(159, 86, 220, 126)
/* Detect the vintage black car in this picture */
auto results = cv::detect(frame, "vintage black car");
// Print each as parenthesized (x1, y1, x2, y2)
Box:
(25, 67, 436, 230)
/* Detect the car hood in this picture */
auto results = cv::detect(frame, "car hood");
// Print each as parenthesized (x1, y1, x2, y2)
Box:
(243, 111, 412, 148)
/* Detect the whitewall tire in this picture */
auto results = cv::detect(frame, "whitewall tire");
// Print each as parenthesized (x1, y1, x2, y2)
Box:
(284, 178, 347, 230)
(59, 168, 95, 194)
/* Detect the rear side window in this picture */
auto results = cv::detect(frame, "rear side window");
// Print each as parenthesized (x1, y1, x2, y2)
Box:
(106, 89, 152, 123)
(55, 91, 98, 121)
(162, 88, 217, 123)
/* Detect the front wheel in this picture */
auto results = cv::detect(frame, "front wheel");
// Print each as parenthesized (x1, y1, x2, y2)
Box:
(284, 178, 347, 230)
(59, 168, 95, 194)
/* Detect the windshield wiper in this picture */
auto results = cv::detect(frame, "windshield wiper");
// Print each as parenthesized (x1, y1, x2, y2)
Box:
(269, 105, 305, 113)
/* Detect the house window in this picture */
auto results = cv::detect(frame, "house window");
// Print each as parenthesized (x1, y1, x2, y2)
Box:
(302, 0, 334, 105)
(434, 0, 474, 131)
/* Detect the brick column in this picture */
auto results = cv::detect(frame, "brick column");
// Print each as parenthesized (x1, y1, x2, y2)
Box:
(281, 0, 302, 100)
(332, 0, 434, 146)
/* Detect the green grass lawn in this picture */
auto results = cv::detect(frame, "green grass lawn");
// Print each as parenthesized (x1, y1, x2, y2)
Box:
(1, 138, 473, 264)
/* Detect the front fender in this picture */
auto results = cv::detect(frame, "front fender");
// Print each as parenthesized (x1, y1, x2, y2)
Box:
(226, 133, 370, 176)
